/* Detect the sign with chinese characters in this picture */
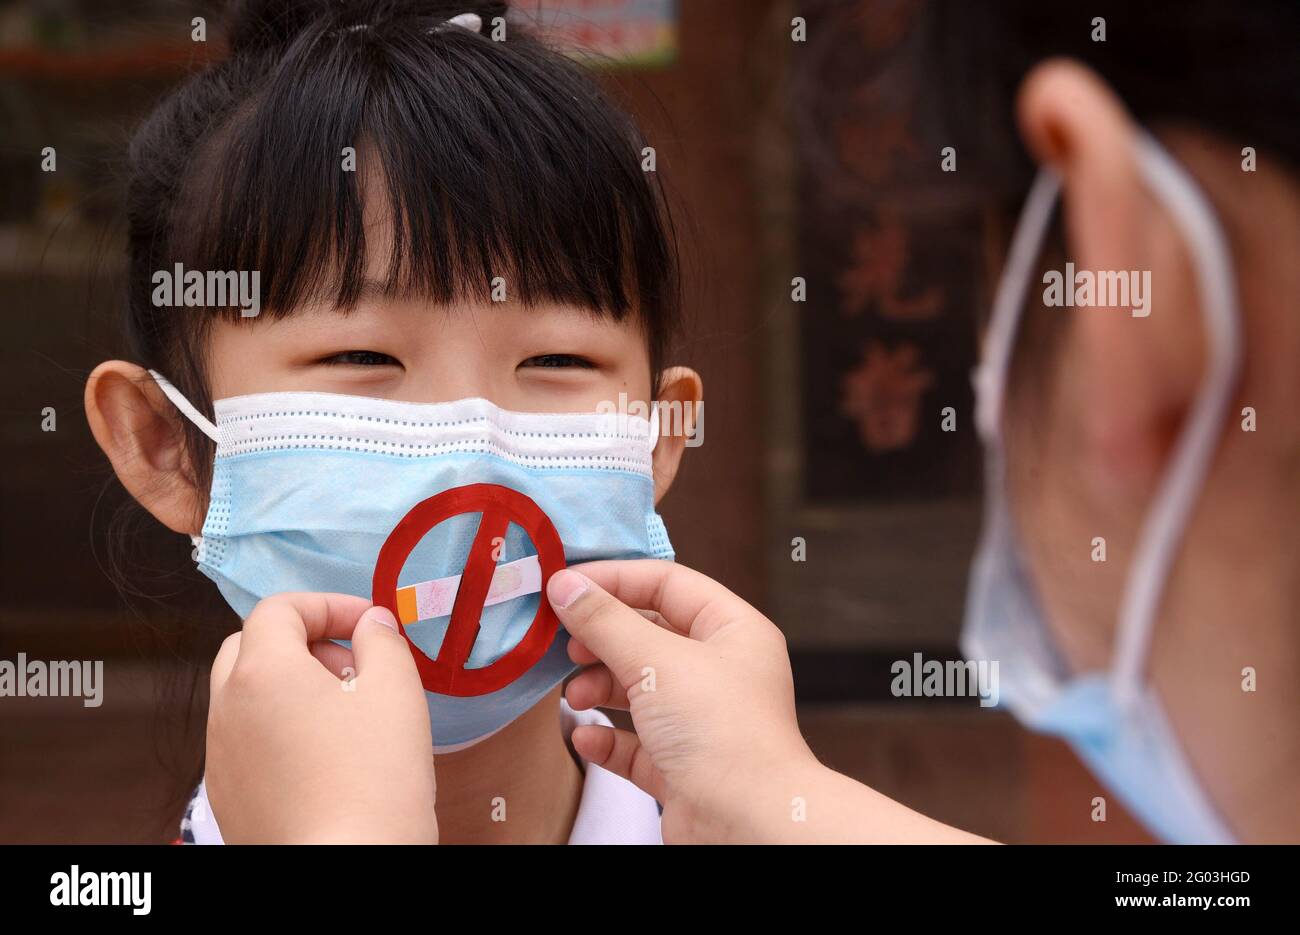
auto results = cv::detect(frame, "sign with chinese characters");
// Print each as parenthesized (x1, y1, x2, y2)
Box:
(792, 0, 980, 501)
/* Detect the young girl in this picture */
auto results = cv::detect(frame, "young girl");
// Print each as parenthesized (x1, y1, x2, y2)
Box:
(84, 0, 701, 844)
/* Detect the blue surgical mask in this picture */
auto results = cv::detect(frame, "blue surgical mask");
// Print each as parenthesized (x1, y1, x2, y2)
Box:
(151, 376, 673, 750)
(962, 133, 1243, 844)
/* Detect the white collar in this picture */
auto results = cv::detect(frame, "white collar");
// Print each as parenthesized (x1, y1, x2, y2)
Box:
(185, 700, 661, 845)
(560, 700, 662, 845)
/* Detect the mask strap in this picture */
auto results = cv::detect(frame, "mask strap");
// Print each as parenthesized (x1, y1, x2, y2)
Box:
(973, 169, 1061, 444)
(148, 370, 220, 443)
(1111, 134, 1242, 706)
(648, 402, 660, 453)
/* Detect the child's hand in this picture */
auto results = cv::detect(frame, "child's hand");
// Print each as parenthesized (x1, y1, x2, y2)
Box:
(546, 561, 820, 844)
(204, 592, 437, 843)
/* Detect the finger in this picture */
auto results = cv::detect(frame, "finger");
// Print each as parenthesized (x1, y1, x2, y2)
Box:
(209, 632, 241, 697)
(567, 609, 673, 666)
(564, 664, 629, 711)
(567, 637, 599, 666)
(546, 569, 681, 691)
(239, 592, 374, 659)
(570, 725, 663, 802)
(348, 605, 422, 685)
(309, 640, 355, 680)
(567, 559, 759, 642)
(635, 608, 673, 630)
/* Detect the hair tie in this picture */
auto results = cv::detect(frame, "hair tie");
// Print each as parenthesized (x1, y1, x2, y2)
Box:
(445, 13, 483, 33)
(340, 13, 482, 37)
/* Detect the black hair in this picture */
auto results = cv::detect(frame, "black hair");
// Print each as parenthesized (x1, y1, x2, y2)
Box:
(127, 0, 680, 492)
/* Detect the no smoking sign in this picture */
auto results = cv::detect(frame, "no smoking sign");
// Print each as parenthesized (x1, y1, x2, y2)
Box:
(371, 483, 567, 697)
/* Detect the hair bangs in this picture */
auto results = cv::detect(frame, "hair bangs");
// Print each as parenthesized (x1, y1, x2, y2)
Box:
(172, 19, 673, 328)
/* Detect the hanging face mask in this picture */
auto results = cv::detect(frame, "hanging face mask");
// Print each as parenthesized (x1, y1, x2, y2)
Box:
(962, 133, 1243, 844)
(151, 377, 673, 751)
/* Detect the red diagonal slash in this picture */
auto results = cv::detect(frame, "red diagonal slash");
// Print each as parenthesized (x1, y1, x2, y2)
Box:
(371, 483, 566, 696)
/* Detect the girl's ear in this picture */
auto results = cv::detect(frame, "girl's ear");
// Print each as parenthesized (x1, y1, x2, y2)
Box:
(85, 360, 206, 535)
(650, 366, 703, 504)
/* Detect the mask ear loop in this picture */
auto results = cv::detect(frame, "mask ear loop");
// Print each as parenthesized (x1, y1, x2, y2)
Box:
(972, 169, 1062, 447)
(1111, 134, 1243, 708)
(147, 369, 220, 443)
(648, 402, 660, 453)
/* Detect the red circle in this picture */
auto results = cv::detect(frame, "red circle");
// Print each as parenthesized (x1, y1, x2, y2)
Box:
(371, 483, 566, 697)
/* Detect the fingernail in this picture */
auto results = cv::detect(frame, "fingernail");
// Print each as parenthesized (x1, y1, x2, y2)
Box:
(362, 605, 399, 631)
(547, 570, 590, 610)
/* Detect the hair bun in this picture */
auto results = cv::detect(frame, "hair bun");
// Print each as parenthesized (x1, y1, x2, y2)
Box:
(227, 0, 508, 55)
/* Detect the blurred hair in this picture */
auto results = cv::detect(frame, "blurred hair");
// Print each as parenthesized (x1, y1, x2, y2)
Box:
(916, 0, 1300, 209)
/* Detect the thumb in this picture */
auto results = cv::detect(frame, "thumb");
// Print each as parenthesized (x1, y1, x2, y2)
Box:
(547, 569, 680, 691)
(350, 605, 422, 688)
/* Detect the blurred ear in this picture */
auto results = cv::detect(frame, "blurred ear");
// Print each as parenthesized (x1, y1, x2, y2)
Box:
(650, 366, 703, 503)
(1017, 59, 1206, 491)
(85, 361, 205, 535)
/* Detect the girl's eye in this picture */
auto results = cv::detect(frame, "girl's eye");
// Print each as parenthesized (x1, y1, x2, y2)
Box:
(519, 354, 596, 369)
(319, 350, 401, 367)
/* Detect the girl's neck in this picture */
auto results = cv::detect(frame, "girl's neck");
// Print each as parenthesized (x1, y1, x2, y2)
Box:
(431, 687, 584, 844)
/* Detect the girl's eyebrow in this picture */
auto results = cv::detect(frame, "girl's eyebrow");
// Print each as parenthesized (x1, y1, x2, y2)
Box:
(327, 279, 412, 310)
(355, 279, 391, 301)
(305, 280, 391, 317)
(351, 278, 449, 303)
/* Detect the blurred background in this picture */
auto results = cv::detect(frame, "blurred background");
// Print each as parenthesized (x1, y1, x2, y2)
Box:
(0, 0, 1154, 843)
